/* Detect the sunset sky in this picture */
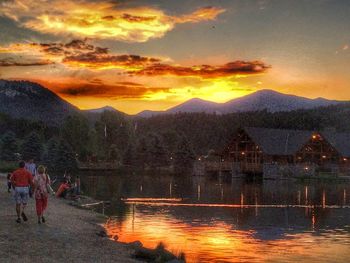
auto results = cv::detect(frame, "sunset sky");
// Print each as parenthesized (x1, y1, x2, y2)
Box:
(0, 0, 349, 114)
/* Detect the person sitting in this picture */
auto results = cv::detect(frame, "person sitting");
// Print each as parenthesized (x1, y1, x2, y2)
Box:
(55, 180, 70, 198)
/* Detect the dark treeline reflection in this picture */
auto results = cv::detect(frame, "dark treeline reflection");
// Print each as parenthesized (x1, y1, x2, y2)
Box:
(81, 171, 350, 228)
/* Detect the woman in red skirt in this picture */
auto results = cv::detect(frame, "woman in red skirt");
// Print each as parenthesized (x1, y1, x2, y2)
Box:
(33, 165, 50, 224)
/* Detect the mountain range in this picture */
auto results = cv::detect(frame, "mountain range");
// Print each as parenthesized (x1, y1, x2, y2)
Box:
(137, 89, 342, 117)
(0, 80, 345, 123)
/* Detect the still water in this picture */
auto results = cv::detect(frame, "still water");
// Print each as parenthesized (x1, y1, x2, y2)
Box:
(80, 171, 350, 263)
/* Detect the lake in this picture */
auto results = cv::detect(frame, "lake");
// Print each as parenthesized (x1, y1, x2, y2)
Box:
(80, 171, 350, 263)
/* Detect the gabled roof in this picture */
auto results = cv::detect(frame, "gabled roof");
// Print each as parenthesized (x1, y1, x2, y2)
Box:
(321, 131, 350, 157)
(243, 127, 313, 156)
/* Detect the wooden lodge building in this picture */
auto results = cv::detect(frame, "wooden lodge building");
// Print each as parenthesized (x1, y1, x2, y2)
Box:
(219, 127, 350, 177)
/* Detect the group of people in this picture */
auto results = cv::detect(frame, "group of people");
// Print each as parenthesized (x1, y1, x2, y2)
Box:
(55, 173, 81, 199)
(8, 161, 50, 224)
(7, 160, 81, 224)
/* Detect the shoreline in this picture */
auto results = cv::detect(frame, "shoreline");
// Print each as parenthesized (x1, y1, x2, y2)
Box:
(0, 174, 139, 263)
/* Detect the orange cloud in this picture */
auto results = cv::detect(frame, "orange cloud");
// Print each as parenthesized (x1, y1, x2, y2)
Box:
(0, 39, 269, 83)
(175, 6, 226, 23)
(133, 61, 270, 79)
(0, 1, 225, 42)
(0, 39, 161, 70)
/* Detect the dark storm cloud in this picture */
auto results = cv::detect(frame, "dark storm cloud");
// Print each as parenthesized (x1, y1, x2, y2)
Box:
(0, 57, 53, 67)
(59, 82, 169, 99)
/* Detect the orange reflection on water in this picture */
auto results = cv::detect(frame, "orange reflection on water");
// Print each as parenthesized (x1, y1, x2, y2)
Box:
(105, 214, 256, 262)
(104, 207, 350, 263)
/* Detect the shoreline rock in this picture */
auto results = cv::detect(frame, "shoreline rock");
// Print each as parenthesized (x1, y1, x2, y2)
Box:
(68, 193, 186, 262)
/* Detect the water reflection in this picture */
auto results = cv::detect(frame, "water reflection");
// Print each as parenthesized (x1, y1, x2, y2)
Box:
(81, 171, 350, 263)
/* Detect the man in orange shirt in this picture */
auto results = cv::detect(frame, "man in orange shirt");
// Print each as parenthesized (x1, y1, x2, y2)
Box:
(55, 180, 70, 198)
(11, 161, 34, 223)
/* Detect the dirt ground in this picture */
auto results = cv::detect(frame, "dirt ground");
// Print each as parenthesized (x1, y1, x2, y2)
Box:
(0, 175, 139, 263)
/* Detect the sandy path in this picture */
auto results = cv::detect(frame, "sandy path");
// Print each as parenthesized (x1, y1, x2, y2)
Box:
(0, 175, 139, 263)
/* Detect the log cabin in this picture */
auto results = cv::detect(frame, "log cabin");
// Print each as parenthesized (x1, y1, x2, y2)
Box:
(221, 127, 350, 176)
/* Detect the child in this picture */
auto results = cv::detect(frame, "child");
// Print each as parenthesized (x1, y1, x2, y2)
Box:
(7, 173, 12, 193)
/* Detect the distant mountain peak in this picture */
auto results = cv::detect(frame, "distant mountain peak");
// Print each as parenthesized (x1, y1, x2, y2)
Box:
(243, 89, 290, 98)
(254, 89, 279, 94)
(84, 105, 122, 114)
(89, 105, 115, 112)
(137, 89, 344, 117)
(186, 97, 208, 103)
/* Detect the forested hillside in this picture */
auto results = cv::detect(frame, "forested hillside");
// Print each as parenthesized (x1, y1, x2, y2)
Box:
(135, 103, 350, 154)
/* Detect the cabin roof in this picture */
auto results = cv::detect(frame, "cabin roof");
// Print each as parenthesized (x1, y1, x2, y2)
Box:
(243, 127, 313, 156)
(321, 131, 350, 157)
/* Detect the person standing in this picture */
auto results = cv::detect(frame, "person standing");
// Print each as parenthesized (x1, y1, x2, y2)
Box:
(44, 168, 55, 195)
(25, 159, 36, 177)
(11, 161, 34, 223)
(25, 159, 36, 198)
(33, 165, 50, 224)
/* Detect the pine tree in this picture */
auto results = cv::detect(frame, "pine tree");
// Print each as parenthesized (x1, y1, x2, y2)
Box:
(21, 132, 43, 161)
(0, 131, 18, 161)
(135, 137, 149, 168)
(174, 135, 195, 172)
(42, 137, 59, 172)
(147, 133, 169, 168)
(61, 115, 90, 160)
(108, 144, 120, 161)
(54, 139, 77, 173)
(123, 141, 137, 166)
(95, 111, 132, 160)
(161, 130, 180, 156)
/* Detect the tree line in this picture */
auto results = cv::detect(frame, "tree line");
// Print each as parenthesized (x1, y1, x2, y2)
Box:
(1, 103, 350, 173)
